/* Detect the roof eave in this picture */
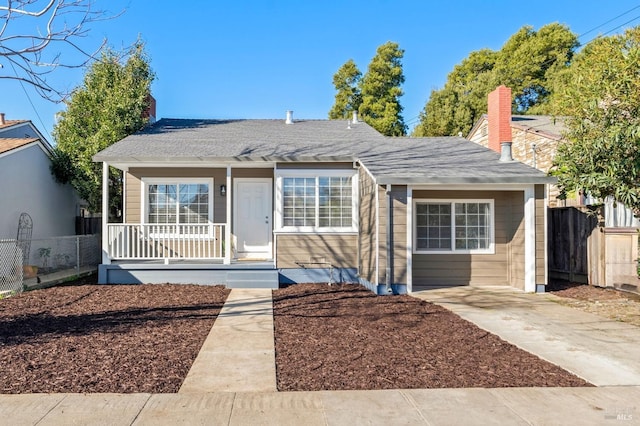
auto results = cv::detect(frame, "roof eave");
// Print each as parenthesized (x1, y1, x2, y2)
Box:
(376, 176, 556, 185)
(92, 155, 357, 164)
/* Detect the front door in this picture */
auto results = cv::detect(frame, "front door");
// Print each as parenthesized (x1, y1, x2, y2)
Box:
(234, 179, 272, 258)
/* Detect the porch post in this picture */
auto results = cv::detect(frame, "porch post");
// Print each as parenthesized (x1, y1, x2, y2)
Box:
(101, 162, 111, 265)
(524, 185, 535, 292)
(224, 165, 232, 264)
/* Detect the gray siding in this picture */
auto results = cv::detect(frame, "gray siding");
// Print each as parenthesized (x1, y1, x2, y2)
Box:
(412, 190, 524, 288)
(358, 167, 377, 283)
(276, 234, 358, 269)
(377, 185, 408, 285)
(126, 167, 228, 224)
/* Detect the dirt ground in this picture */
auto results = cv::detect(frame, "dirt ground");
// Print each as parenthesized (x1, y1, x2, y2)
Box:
(0, 276, 229, 394)
(273, 283, 591, 391)
(547, 282, 640, 327)
(2, 278, 608, 394)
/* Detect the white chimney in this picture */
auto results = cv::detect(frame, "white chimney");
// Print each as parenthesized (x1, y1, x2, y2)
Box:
(0, 113, 5, 125)
(352, 110, 358, 124)
(285, 110, 294, 124)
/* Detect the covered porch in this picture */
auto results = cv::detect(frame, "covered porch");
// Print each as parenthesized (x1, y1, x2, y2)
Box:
(98, 162, 278, 287)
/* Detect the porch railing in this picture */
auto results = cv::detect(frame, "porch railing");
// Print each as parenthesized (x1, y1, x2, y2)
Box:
(106, 223, 226, 260)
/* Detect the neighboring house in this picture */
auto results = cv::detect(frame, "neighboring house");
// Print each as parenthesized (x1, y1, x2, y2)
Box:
(0, 113, 79, 239)
(467, 85, 567, 207)
(93, 111, 553, 294)
(468, 85, 639, 227)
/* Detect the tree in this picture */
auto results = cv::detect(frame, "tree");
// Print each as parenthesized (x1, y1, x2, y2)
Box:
(412, 49, 497, 137)
(552, 27, 640, 215)
(328, 59, 362, 119)
(0, 0, 114, 101)
(413, 23, 578, 136)
(358, 41, 406, 136)
(51, 43, 155, 216)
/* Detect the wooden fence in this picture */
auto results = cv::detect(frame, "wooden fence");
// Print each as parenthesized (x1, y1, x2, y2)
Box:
(549, 206, 639, 289)
(75, 216, 102, 235)
(548, 206, 600, 284)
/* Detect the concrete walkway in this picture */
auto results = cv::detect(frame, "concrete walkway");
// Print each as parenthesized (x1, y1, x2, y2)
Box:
(413, 286, 640, 386)
(1, 387, 639, 425)
(179, 288, 277, 393)
(2, 286, 640, 424)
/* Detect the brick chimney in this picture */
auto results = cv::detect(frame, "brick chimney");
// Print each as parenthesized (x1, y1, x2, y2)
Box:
(487, 85, 512, 153)
(143, 95, 156, 123)
(0, 112, 5, 125)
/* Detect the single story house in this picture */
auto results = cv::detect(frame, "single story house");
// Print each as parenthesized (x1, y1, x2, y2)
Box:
(93, 111, 553, 293)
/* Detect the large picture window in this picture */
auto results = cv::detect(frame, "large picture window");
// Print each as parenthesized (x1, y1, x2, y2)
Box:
(277, 171, 357, 232)
(144, 179, 213, 225)
(414, 200, 493, 253)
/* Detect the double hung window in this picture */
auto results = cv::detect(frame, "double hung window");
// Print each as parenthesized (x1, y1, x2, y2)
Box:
(414, 200, 493, 253)
(278, 171, 357, 232)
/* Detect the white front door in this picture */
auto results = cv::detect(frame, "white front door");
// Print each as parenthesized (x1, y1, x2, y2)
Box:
(234, 179, 272, 258)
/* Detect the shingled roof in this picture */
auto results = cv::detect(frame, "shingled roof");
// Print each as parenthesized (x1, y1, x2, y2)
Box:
(0, 138, 39, 155)
(94, 118, 552, 185)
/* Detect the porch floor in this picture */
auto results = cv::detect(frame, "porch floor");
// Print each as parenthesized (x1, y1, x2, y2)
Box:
(99, 259, 278, 287)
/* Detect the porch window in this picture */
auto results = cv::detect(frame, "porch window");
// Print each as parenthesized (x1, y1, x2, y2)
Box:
(143, 178, 213, 225)
(277, 171, 357, 232)
(414, 200, 494, 253)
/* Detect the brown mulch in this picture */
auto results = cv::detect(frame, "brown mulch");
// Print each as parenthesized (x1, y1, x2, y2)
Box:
(0, 276, 230, 394)
(547, 281, 640, 326)
(273, 283, 592, 391)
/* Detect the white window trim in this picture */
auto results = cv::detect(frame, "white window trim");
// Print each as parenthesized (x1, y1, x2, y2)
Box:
(274, 169, 358, 233)
(413, 198, 495, 255)
(141, 177, 214, 237)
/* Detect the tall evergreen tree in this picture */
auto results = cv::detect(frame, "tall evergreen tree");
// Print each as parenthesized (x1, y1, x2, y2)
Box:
(328, 59, 362, 119)
(413, 23, 578, 136)
(358, 41, 407, 136)
(51, 43, 155, 216)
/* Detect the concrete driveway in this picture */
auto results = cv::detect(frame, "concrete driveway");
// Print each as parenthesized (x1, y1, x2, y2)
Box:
(413, 286, 640, 386)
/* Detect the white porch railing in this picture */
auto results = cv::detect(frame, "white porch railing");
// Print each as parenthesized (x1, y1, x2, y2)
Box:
(106, 223, 226, 260)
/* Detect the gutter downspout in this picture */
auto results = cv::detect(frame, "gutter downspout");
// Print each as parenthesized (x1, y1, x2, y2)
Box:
(385, 184, 393, 294)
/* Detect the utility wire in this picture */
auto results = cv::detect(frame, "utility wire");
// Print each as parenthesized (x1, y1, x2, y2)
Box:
(599, 13, 640, 37)
(578, 4, 640, 38)
(8, 61, 54, 143)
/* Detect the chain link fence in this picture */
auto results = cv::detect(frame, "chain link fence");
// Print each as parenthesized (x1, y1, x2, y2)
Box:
(0, 239, 23, 296)
(0, 234, 101, 296)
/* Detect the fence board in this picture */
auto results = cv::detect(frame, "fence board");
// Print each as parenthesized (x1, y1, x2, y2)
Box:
(548, 207, 600, 284)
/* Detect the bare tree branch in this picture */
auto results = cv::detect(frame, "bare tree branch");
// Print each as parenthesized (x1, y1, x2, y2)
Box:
(0, 0, 120, 102)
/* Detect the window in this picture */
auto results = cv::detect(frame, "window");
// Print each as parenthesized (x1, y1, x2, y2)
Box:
(277, 171, 357, 232)
(143, 179, 213, 225)
(282, 177, 316, 227)
(415, 200, 493, 253)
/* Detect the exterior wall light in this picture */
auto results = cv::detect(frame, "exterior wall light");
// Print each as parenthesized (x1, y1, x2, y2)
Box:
(220, 184, 227, 196)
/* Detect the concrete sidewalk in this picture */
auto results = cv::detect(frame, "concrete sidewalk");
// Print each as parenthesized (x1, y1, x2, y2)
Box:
(2, 286, 640, 425)
(413, 286, 640, 386)
(1, 387, 638, 425)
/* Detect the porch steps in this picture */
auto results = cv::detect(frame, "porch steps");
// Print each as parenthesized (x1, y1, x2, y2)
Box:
(225, 269, 279, 289)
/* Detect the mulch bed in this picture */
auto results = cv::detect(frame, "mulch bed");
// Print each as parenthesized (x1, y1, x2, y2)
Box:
(0, 276, 230, 394)
(548, 281, 640, 302)
(273, 283, 592, 391)
(546, 281, 640, 326)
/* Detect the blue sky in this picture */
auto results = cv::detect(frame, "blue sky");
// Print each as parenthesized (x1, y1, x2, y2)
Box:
(3, 0, 640, 141)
